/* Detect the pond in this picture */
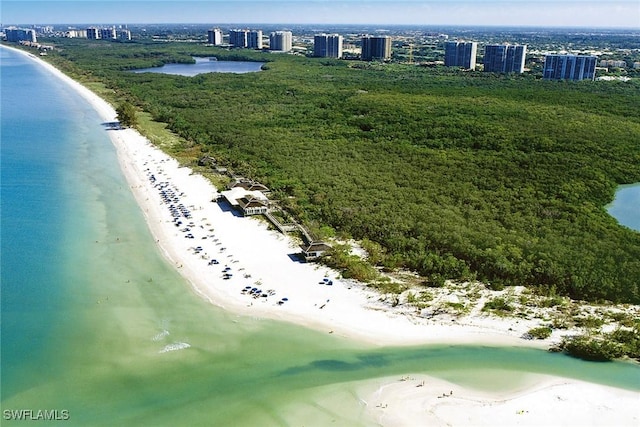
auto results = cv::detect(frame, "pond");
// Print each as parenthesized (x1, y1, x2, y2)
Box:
(131, 57, 265, 76)
(607, 183, 640, 232)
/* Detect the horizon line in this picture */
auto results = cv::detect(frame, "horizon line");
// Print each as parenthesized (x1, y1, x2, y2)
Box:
(5, 22, 640, 31)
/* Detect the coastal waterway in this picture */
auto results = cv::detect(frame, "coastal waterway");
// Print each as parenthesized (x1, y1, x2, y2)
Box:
(1, 47, 638, 426)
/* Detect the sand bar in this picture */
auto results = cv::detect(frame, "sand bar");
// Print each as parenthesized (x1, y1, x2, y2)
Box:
(359, 373, 640, 426)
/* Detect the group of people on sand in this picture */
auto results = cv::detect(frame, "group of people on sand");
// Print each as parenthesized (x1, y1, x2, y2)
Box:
(140, 155, 347, 315)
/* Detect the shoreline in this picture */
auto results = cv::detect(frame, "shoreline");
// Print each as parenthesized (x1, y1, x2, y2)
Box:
(5, 43, 638, 426)
(3, 45, 547, 349)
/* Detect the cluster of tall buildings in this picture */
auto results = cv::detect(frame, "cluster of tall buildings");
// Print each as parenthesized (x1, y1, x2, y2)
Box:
(210, 28, 293, 52)
(228, 29, 264, 49)
(4, 27, 37, 43)
(312, 34, 392, 61)
(443, 41, 596, 81)
(64, 26, 131, 41)
(444, 41, 526, 74)
(307, 33, 392, 61)
(206, 28, 392, 61)
(208, 28, 599, 81)
(3, 23, 601, 83)
(0, 23, 619, 83)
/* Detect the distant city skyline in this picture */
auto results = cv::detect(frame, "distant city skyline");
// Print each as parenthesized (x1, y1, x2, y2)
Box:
(2, 1, 639, 29)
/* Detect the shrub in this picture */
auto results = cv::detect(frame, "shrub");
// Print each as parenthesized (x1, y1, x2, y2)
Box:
(487, 281, 505, 291)
(526, 326, 553, 340)
(539, 296, 566, 308)
(519, 295, 532, 306)
(323, 245, 379, 282)
(550, 316, 570, 329)
(360, 238, 386, 265)
(406, 292, 417, 304)
(482, 297, 513, 313)
(607, 328, 640, 360)
(369, 279, 406, 295)
(607, 312, 638, 328)
(574, 316, 605, 329)
(424, 274, 446, 288)
(446, 302, 466, 311)
(560, 335, 625, 361)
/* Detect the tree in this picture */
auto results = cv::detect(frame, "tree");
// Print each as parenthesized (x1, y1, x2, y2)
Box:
(116, 102, 137, 128)
(48, 39, 640, 304)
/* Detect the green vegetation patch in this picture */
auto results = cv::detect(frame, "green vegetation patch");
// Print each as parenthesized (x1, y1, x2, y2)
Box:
(558, 327, 640, 362)
(41, 39, 640, 304)
(482, 297, 514, 314)
(526, 326, 553, 340)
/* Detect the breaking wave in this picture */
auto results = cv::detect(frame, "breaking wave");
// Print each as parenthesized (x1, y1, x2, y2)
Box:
(159, 342, 191, 353)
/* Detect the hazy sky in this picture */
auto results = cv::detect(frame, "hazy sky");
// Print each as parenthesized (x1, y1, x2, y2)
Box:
(2, 0, 639, 28)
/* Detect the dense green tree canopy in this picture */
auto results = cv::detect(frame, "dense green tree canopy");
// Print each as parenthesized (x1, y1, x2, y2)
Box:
(42, 39, 640, 304)
(116, 101, 137, 128)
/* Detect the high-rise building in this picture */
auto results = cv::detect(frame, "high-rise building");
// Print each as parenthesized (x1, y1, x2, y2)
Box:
(247, 30, 263, 49)
(543, 55, 597, 81)
(5, 27, 37, 43)
(65, 29, 87, 38)
(207, 28, 223, 45)
(119, 29, 132, 41)
(444, 41, 477, 69)
(231, 29, 262, 49)
(100, 27, 117, 40)
(86, 27, 101, 40)
(229, 29, 248, 48)
(313, 34, 343, 58)
(483, 44, 527, 73)
(269, 31, 292, 52)
(361, 36, 391, 61)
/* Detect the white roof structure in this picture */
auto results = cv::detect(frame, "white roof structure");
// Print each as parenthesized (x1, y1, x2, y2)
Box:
(221, 187, 268, 207)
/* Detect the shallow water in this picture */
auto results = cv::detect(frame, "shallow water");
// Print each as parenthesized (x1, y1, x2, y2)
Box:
(2, 47, 638, 426)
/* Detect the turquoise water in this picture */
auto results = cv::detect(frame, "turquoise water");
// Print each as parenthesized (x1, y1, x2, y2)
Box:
(608, 183, 640, 232)
(131, 57, 264, 76)
(1, 47, 639, 426)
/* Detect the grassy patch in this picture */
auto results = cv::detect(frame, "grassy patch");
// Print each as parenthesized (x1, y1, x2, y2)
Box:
(136, 111, 186, 151)
(482, 297, 514, 315)
(526, 326, 553, 339)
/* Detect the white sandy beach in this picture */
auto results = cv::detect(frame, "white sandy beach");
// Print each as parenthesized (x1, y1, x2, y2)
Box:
(359, 373, 640, 426)
(9, 46, 542, 348)
(7, 45, 638, 427)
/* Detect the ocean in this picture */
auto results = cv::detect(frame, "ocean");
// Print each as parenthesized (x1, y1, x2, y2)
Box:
(1, 47, 639, 426)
